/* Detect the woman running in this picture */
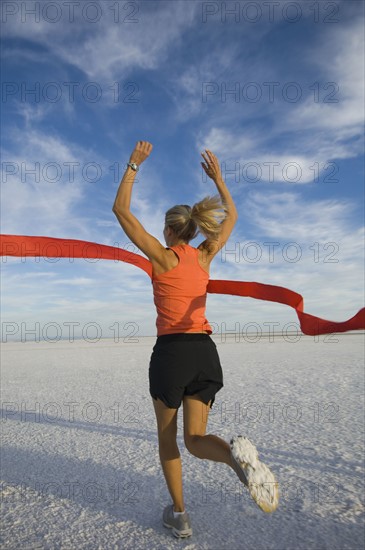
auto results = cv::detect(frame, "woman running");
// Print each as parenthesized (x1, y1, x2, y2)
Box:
(112, 141, 278, 538)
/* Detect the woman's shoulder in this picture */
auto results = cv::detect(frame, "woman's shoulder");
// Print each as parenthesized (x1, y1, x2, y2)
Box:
(151, 244, 211, 276)
(151, 247, 179, 277)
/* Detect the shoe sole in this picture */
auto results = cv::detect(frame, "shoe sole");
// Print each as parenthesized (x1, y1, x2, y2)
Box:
(230, 436, 279, 514)
(163, 521, 193, 538)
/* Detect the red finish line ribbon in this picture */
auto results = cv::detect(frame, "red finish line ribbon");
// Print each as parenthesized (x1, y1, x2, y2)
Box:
(1, 234, 364, 336)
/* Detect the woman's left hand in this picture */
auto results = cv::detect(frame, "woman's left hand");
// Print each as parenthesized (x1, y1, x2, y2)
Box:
(129, 141, 153, 165)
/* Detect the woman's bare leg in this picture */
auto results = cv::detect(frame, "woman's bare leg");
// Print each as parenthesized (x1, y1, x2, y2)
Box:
(152, 397, 185, 512)
(183, 394, 233, 467)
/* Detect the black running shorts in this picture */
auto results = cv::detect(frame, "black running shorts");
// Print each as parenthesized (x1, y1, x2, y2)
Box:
(149, 333, 223, 409)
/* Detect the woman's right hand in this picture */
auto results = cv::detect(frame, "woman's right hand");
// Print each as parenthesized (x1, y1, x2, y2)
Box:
(201, 149, 222, 182)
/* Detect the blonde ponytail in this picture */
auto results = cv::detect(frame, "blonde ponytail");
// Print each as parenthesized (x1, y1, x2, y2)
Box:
(165, 194, 228, 242)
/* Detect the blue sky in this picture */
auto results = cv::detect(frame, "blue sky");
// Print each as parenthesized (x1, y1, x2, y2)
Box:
(1, 0, 364, 341)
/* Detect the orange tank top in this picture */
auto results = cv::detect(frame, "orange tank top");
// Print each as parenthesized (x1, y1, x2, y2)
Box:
(152, 244, 213, 336)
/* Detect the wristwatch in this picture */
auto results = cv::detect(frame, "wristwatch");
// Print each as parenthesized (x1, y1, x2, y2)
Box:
(127, 162, 139, 172)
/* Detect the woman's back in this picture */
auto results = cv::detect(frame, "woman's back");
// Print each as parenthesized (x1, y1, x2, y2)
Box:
(151, 244, 211, 277)
(152, 244, 213, 336)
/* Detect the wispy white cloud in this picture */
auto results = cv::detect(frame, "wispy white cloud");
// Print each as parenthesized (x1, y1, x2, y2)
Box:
(195, 128, 325, 184)
(194, 16, 364, 181)
(2, 1, 199, 81)
(244, 192, 359, 241)
(1, 128, 93, 237)
(290, 18, 364, 136)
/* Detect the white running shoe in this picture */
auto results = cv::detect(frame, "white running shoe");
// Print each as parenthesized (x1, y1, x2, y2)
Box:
(162, 504, 193, 538)
(230, 435, 279, 513)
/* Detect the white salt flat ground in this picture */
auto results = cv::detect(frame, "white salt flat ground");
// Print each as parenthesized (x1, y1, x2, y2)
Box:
(1, 334, 364, 550)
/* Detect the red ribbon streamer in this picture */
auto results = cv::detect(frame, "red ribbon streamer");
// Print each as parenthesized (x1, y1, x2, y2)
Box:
(1, 234, 364, 336)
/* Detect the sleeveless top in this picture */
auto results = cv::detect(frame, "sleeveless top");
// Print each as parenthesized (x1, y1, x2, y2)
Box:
(152, 244, 213, 336)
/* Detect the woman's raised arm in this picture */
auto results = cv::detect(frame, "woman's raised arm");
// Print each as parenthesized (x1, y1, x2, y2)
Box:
(200, 149, 238, 258)
(112, 141, 153, 213)
(201, 150, 238, 220)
